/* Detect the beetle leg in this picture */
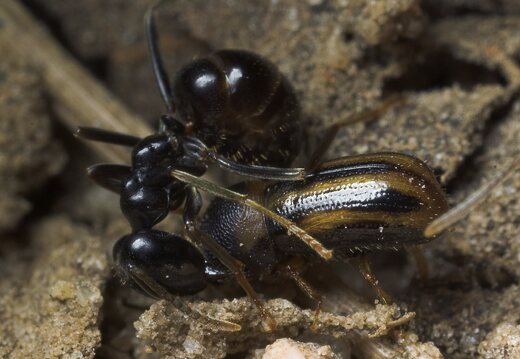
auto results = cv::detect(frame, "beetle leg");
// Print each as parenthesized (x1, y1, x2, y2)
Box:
(86, 163, 131, 193)
(407, 245, 429, 284)
(183, 186, 277, 331)
(306, 95, 406, 170)
(188, 226, 277, 332)
(75, 126, 141, 146)
(358, 256, 393, 305)
(277, 258, 322, 331)
(171, 169, 333, 260)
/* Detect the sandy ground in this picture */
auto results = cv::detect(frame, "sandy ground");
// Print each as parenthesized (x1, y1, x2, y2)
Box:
(0, 0, 519, 358)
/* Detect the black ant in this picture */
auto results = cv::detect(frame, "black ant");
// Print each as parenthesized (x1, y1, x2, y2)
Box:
(75, 1, 340, 327)
(76, 3, 335, 258)
(77, 2, 519, 331)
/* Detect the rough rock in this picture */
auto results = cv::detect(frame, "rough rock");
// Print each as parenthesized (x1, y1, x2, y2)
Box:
(479, 323, 520, 359)
(0, 216, 109, 358)
(258, 338, 338, 359)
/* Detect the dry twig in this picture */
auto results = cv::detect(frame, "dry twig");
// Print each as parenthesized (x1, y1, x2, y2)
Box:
(0, 0, 152, 163)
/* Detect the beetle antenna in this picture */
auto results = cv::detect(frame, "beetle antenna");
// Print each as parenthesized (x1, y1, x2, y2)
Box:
(424, 156, 520, 237)
(171, 169, 333, 260)
(145, 0, 175, 113)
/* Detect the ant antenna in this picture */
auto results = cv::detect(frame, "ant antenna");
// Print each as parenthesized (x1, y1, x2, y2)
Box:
(145, 0, 175, 113)
(424, 157, 520, 237)
(127, 265, 241, 332)
(75, 127, 141, 146)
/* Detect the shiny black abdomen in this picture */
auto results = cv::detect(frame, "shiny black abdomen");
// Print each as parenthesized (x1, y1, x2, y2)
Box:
(172, 50, 301, 166)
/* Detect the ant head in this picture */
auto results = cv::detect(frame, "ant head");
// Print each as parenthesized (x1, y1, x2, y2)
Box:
(113, 229, 207, 296)
(132, 133, 182, 169)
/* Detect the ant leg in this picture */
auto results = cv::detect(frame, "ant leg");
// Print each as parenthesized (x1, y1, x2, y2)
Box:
(86, 164, 131, 193)
(183, 136, 305, 180)
(207, 152, 306, 180)
(171, 169, 333, 260)
(145, 1, 174, 113)
(358, 256, 393, 305)
(126, 264, 241, 332)
(75, 127, 141, 146)
(277, 258, 322, 331)
(306, 95, 406, 170)
(407, 245, 429, 284)
(183, 187, 277, 331)
(424, 157, 520, 238)
(121, 298, 152, 311)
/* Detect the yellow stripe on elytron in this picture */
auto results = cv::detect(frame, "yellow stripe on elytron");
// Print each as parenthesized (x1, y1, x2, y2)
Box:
(268, 173, 448, 233)
(272, 172, 447, 210)
(295, 208, 435, 233)
(317, 153, 441, 190)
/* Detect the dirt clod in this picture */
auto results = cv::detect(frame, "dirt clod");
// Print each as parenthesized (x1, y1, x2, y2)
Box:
(0, 216, 108, 358)
(259, 338, 338, 359)
(135, 299, 413, 359)
(479, 323, 520, 359)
